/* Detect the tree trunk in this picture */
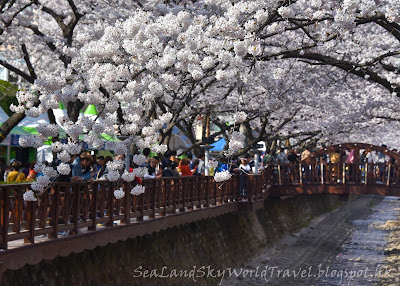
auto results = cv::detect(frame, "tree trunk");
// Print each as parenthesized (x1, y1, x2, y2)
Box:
(47, 109, 58, 162)
(67, 101, 84, 122)
(0, 112, 25, 143)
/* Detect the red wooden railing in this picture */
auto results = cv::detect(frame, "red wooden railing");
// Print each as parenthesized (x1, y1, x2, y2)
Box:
(0, 162, 397, 250)
(0, 174, 266, 250)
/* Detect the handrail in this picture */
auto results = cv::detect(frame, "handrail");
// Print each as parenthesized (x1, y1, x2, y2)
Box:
(0, 174, 265, 250)
(0, 162, 397, 250)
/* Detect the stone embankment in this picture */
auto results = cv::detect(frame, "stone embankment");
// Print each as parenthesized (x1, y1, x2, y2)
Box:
(223, 196, 400, 286)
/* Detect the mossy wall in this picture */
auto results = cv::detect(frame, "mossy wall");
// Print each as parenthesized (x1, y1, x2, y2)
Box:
(2, 194, 347, 286)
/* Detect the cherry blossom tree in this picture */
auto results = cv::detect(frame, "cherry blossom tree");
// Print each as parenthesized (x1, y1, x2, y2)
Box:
(2, 0, 400, 196)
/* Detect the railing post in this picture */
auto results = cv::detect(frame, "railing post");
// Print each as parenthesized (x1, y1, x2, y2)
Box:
(106, 182, 115, 226)
(163, 180, 167, 216)
(172, 179, 177, 213)
(213, 179, 217, 205)
(50, 184, 61, 238)
(278, 164, 282, 186)
(197, 177, 202, 209)
(365, 162, 368, 185)
(205, 177, 210, 207)
(248, 176, 253, 203)
(321, 163, 324, 184)
(1, 187, 8, 250)
(89, 183, 97, 231)
(138, 193, 144, 221)
(180, 179, 186, 212)
(124, 183, 132, 222)
(72, 182, 81, 234)
(299, 163, 303, 184)
(387, 164, 391, 186)
(152, 180, 157, 218)
(342, 163, 346, 184)
(24, 201, 35, 244)
(190, 177, 194, 208)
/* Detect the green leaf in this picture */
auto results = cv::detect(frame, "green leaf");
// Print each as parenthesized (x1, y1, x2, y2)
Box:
(0, 80, 19, 116)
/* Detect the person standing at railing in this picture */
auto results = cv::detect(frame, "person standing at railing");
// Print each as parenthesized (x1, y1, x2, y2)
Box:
(26, 162, 37, 181)
(345, 149, 355, 182)
(95, 156, 110, 180)
(330, 149, 341, 183)
(233, 154, 253, 201)
(178, 158, 192, 176)
(144, 157, 162, 179)
(377, 145, 389, 183)
(6, 161, 27, 183)
(287, 149, 299, 182)
(276, 148, 288, 165)
(162, 161, 180, 177)
(190, 158, 199, 174)
(193, 154, 205, 176)
(216, 156, 229, 172)
(262, 150, 273, 167)
(71, 152, 94, 182)
(301, 149, 311, 182)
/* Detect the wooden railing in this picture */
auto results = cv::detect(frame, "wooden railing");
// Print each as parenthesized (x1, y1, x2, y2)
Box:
(0, 174, 265, 250)
(0, 162, 398, 251)
(266, 162, 400, 186)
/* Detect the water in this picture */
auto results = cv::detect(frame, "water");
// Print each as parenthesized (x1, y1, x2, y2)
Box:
(316, 196, 400, 286)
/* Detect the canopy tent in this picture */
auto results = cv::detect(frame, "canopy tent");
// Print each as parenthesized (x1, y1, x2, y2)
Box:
(210, 138, 226, 152)
(84, 104, 102, 121)
(77, 104, 104, 124)
(0, 106, 8, 123)
(0, 104, 119, 162)
(18, 111, 50, 129)
(169, 126, 191, 150)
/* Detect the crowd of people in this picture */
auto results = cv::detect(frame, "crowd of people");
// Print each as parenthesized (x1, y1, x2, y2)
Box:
(0, 145, 397, 186)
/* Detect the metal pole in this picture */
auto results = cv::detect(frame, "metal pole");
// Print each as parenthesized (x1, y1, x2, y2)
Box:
(365, 162, 368, 185)
(254, 153, 259, 174)
(387, 164, 391, 186)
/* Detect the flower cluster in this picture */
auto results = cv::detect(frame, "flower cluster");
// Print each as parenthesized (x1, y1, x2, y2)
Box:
(234, 112, 247, 123)
(151, 144, 168, 154)
(132, 167, 149, 178)
(51, 142, 63, 153)
(23, 190, 38, 202)
(130, 184, 145, 196)
(208, 159, 219, 169)
(37, 123, 59, 137)
(107, 171, 121, 181)
(114, 188, 125, 199)
(107, 159, 125, 171)
(121, 171, 136, 182)
(132, 154, 147, 166)
(57, 163, 71, 175)
(18, 135, 44, 149)
(228, 131, 245, 152)
(214, 170, 232, 182)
